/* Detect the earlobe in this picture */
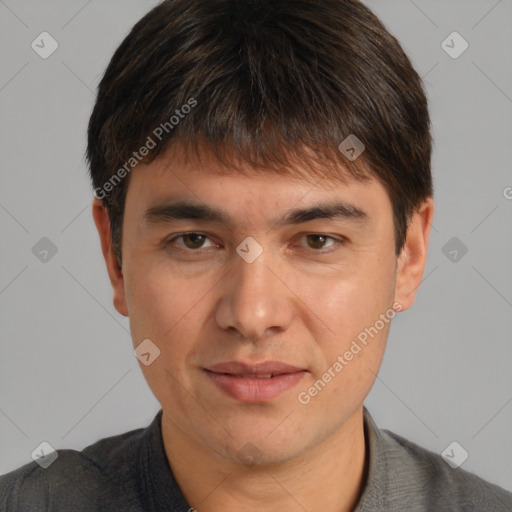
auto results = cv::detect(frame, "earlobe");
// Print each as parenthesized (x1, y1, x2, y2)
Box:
(394, 197, 435, 311)
(91, 198, 129, 317)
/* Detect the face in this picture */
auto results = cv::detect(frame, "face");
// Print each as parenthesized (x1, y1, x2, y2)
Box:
(94, 144, 432, 466)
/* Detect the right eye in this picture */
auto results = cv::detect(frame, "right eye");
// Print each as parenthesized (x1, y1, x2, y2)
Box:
(164, 232, 220, 252)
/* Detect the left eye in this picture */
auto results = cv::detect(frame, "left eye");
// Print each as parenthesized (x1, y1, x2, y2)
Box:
(298, 234, 339, 250)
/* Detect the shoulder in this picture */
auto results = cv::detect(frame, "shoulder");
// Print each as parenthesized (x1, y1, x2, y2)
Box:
(0, 426, 147, 511)
(381, 427, 512, 511)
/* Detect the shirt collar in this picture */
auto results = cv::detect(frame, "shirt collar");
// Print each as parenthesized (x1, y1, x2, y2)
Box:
(353, 406, 395, 511)
(139, 409, 190, 511)
(141, 406, 393, 511)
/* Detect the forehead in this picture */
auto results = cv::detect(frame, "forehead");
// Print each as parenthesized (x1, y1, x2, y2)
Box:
(144, 139, 369, 186)
(124, 142, 392, 229)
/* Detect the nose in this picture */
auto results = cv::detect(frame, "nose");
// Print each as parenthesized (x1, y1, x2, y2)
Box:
(215, 242, 294, 341)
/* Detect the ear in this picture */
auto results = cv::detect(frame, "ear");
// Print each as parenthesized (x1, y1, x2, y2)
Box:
(394, 197, 435, 311)
(91, 198, 129, 317)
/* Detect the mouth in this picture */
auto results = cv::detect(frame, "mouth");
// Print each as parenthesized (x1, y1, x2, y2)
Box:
(204, 361, 307, 402)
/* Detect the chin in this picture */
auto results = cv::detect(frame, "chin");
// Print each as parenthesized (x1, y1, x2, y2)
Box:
(211, 423, 314, 468)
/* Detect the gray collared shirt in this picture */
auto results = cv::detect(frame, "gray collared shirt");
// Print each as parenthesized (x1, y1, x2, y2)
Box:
(1, 407, 511, 511)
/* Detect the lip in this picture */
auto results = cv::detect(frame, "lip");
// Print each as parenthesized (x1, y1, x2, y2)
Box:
(205, 361, 307, 402)
(207, 361, 305, 375)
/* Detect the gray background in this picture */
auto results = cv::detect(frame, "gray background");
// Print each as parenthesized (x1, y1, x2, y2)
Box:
(1, 0, 511, 493)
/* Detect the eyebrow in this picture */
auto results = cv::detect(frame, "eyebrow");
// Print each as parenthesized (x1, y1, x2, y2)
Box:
(143, 199, 369, 228)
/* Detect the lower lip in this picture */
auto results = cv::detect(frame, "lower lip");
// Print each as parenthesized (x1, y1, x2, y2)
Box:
(205, 370, 306, 402)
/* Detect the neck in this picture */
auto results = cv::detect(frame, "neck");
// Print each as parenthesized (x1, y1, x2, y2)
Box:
(161, 407, 368, 512)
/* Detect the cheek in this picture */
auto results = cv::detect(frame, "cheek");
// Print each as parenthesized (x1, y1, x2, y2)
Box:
(298, 261, 395, 340)
(298, 318, 391, 420)
(125, 264, 199, 335)
(125, 267, 205, 410)
(293, 254, 395, 401)
(125, 265, 214, 379)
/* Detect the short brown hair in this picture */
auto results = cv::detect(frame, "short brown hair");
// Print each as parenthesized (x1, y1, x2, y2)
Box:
(87, 0, 433, 266)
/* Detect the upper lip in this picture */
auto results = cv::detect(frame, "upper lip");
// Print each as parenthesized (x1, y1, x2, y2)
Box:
(206, 361, 305, 376)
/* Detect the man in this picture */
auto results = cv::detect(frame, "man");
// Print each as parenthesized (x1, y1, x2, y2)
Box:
(1, 0, 511, 510)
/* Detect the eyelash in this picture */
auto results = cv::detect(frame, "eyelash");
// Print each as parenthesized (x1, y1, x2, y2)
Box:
(164, 232, 345, 254)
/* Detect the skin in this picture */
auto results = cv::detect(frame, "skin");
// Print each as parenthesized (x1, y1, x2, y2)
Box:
(93, 143, 434, 512)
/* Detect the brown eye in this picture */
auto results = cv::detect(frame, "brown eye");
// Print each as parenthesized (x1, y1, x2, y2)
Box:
(168, 233, 217, 251)
(303, 234, 337, 250)
(181, 233, 206, 249)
